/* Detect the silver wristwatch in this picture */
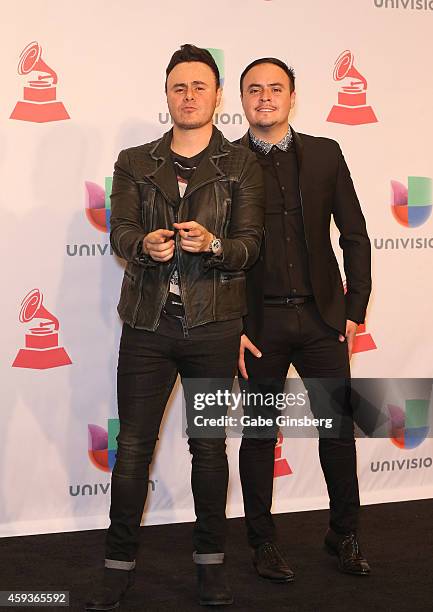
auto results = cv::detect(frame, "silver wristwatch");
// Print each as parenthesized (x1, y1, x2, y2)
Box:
(208, 237, 222, 255)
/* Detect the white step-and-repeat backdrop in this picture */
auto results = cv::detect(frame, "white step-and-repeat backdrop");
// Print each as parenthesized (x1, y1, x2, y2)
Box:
(1, 0, 432, 536)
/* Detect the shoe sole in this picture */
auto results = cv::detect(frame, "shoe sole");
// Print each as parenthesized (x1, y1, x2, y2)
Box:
(253, 562, 295, 583)
(256, 572, 295, 583)
(324, 544, 370, 576)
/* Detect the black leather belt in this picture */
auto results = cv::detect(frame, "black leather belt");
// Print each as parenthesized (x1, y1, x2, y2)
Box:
(264, 295, 313, 306)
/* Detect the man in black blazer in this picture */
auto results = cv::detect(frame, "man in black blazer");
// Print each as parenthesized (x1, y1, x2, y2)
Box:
(236, 58, 372, 582)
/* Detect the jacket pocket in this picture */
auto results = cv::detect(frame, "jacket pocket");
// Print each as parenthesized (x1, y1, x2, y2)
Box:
(220, 270, 245, 283)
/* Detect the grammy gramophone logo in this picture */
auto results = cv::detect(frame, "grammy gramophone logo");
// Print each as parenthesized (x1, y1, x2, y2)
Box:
(274, 432, 292, 478)
(12, 289, 72, 370)
(10, 41, 70, 123)
(327, 50, 377, 126)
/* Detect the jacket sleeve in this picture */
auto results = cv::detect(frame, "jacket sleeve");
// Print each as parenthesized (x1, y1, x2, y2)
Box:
(204, 150, 265, 271)
(109, 149, 156, 268)
(332, 143, 371, 324)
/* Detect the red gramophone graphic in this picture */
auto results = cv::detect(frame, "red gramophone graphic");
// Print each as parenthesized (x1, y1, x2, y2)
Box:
(274, 432, 292, 478)
(10, 41, 70, 123)
(327, 50, 377, 126)
(12, 289, 72, 370)
(352, 322, 377, 354)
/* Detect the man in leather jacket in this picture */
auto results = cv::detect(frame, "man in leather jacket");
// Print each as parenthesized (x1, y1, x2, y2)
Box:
(235, 58, 371, 583)
(86, 45, 263, 611)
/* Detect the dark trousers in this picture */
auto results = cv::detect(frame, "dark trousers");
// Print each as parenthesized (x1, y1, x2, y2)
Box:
(240, 301, 360, 548)
(106, 322, 241, 561)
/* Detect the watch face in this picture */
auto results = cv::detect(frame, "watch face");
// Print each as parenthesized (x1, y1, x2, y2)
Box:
(212, 239, 222, 253)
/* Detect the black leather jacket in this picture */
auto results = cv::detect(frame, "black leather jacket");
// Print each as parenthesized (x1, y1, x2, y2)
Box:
(110, 127, 264, 330)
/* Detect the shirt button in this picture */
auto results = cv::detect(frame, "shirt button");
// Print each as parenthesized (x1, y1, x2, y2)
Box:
(286, 237, 291, 242)
(289, 263, 293, 268)
(292, 288, 297, 294)
(284, 210, 288, 215)
(281, 185, 285, 191)
(276, 161, 280, 167)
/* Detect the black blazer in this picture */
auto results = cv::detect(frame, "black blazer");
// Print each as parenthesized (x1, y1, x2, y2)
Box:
(236, 128, 371, 341)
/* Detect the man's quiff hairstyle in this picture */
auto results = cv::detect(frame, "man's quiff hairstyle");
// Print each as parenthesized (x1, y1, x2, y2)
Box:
(165, 44, 220, 91)
(240, 57, 295, 93)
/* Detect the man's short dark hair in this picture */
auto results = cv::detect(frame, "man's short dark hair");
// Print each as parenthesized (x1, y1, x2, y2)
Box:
(165, 44, 220, 91)
(240, 57, 295, 93)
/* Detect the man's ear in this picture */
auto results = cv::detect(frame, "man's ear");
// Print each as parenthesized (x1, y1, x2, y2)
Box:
(290, 90, 296, 110)
(216, 86, 223, 108)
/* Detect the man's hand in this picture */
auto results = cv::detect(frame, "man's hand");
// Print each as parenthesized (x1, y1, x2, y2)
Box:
(238, 333, 262, 380)
(143, 229, 175, 262)
(339, 319, 358, 360)
(173, 221, 213, 253)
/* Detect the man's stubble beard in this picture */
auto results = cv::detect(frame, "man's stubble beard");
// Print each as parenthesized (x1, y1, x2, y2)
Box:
(171, 109, 215, 132)
(251, 118, 278, 130)
(174, 121, 209, 130)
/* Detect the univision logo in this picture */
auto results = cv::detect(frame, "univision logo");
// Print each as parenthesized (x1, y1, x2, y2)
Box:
(373, 0, 433, 9)
(85, 178, 112, 233)
(370, 457, 432, 472)
(69, 481, 156, 497)
(370, 397, 432, 473)
(68, 420, 157, 497)
(158, 111, 244, 126)
(373, 176, 433, 250)
(88, 420, 120, 472)
(65, 178, 113, 257)
(388, 399, 430, 450)
(391, 177, 432, 228)
(208, 48, 224, 87)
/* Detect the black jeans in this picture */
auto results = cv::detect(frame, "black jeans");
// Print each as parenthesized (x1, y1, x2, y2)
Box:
(106, 321, 241, 562)
(240, 301, 360, 548)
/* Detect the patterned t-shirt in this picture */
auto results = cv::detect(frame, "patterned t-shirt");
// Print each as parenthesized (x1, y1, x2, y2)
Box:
(163, 149, 206, 316)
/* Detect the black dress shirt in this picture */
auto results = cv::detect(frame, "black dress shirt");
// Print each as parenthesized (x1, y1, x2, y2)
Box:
(249, 131, 313, 297)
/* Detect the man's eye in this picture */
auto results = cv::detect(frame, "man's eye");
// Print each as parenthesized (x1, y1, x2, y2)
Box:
(249, 89, 259, 94)
(272, 88, 282, 93)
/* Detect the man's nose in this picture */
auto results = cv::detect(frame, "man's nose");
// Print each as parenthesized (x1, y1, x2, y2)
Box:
(184, 85, 195, 101)
(260, 89, 271, 102)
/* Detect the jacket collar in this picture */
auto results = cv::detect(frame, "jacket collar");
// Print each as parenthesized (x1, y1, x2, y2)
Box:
(240, 125, 303, 169)
(143, 126, 229, 205)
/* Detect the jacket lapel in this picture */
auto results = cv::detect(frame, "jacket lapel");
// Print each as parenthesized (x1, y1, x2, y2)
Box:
(241, 125, 312, 231)
(182, 127, 228, 199)
(291, 128, 312, 232)
(135, 129, 178, 206)
(139, 127, 228, 205)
